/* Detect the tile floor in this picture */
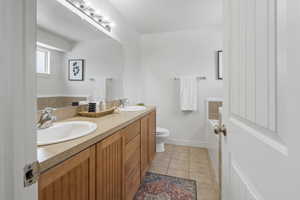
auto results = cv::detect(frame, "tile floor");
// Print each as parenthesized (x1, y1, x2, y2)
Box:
(148, 144, 219, 200)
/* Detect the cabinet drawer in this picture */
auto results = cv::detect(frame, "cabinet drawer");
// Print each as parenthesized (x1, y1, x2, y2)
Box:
(123, 120, 141, 144)
(125, 166, 141, 200)
(125, 147, 140, 179)
(125, 134, 141, 161)
(125, 135, 141, 177)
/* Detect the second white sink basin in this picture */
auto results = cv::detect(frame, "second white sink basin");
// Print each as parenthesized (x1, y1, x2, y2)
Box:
(37, 121, 97, 146)
(119, 106, 147, 112)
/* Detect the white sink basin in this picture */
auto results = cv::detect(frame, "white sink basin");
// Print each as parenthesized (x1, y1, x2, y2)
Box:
(37, 121, 97, 146)
(119, 106, 147, 112)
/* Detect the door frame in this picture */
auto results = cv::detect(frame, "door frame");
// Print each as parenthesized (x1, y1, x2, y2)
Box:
(0, 0, 37, 200)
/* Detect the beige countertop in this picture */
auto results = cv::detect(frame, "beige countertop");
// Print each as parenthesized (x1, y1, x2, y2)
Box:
(38, 106, 156, 173)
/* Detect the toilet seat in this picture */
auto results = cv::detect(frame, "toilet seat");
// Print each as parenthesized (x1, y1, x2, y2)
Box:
(156, 127, 170, 137)
(156, 127, 170, 153)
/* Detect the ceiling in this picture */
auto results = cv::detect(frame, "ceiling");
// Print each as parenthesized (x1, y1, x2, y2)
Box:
(37, 0, 109, 42)
(108, 0, 223, 34)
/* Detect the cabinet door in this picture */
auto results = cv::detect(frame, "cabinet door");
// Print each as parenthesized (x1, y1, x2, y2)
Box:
(96, 132, 125, 200)
(39, 147, 96, 200)
(124, 134, 141, 200)
(148, 111, 156, 162)
(141, 116, 149, 180)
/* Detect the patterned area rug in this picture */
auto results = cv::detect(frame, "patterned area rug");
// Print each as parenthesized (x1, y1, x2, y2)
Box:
(134, 172, 197, 200)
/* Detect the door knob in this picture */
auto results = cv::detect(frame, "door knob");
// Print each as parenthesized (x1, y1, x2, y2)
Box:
(214, 124, 227, 136)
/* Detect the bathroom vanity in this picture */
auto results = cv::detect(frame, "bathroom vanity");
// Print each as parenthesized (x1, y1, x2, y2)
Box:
(35, 1, 156, 199)
(37, 107, 156, 200)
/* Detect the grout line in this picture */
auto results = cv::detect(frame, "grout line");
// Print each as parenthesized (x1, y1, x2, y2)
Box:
(157, 144, 219, 199)
(166, 148, 174, 173)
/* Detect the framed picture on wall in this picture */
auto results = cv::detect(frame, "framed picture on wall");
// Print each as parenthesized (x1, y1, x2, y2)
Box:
(217, 50, 223, 80)
(68, 59, 84, 81)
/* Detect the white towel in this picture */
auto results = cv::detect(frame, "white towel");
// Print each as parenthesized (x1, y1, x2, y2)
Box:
(180, 76, 198, 111)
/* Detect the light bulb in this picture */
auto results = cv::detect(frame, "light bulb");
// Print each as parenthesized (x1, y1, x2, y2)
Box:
(109, 22, 116, 27)
(85, 1, 91, 7)
(94, 10, 101, 15)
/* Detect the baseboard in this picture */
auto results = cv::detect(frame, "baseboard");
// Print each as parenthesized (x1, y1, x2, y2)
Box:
(166, 138, 207, 148)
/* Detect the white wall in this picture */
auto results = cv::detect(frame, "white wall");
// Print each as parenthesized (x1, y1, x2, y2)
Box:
(89, 0, 142, 103)
(37, 27, 75, 52)
(62, 39, 124, 100)
(141, 28, 223, 147)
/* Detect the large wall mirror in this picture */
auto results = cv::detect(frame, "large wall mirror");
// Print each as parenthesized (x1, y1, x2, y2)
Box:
(36, 0, 124, 110)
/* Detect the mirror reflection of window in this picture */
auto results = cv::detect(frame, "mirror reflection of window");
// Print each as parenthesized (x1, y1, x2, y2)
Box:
(36, 47, 50, 75)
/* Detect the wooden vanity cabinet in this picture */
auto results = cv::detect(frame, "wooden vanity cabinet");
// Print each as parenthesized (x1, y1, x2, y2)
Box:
(38, 147, 96, 200)
(38, 110, 156, 200)
(123, 121, 141, 200)
(140, 115, 149, 180)
(148, 111, 156, 163)
(140, 111, 157, 180)
(95, 120, 142, 200)
(96, 131, 125, 200)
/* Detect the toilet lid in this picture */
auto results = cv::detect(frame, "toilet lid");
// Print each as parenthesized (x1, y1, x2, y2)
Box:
(156, 127, 170, 136)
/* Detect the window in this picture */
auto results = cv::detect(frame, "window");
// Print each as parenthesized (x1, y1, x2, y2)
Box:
(36, 47, 50, 74)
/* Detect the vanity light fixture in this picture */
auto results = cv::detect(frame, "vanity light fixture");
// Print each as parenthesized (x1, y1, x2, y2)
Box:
(56, 0, 114, 32)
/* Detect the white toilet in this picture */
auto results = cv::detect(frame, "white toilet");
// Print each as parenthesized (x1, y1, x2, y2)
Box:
(156, 127, 170, 152)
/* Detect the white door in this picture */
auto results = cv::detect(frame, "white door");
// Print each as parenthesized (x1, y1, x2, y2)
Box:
(222, 0, 299, 199)
(0, 0, 37, 200)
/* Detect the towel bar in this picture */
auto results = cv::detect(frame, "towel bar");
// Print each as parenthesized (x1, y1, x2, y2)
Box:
(174, 76, 206, 80)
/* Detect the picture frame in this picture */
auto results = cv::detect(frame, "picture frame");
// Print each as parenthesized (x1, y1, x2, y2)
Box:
(217, 50, 223, 80)
(68, 59, 84, 81)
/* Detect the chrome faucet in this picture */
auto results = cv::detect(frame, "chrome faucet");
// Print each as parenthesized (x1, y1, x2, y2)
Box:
(37, 107, 57, 129)
(119, 98, 129, 108)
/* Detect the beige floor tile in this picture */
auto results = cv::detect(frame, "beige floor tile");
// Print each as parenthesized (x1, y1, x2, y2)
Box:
(190, 162, 209, 169)
(164, 144, 174, 153)
(200, 169, 211, 175)
(197, 177, 214, 186)
(173, 145, 191, 153)
(190, 172, 213, 184)
(190, 165, 210, 174)
(155, 152, 173, 159)
(173, 149, 190, 155)
(149, 166, 168, 174)
(167, 169, 190, 179)
(190, 150, 208, 157)
(190, 173, 206, 182)
(151, 160, 170, 169)
(152, 159, 170, 165)
(146, 144, 219, 200)
(190, 155, 209, 162)
(172, 152, 190, 161)
(170, 158, 189, 165)
(190, 157, 209, 165)
(190, 147, 207, 154)
(197, 194, 219, 200)
(190, 147, 206, 153)
(168, 159, 189, 171)
(153, 155, 171, 163)
(197, 186, 219, 200)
